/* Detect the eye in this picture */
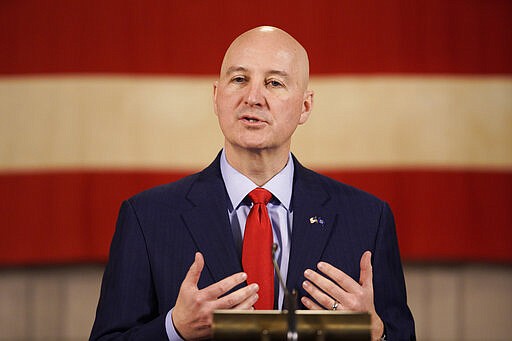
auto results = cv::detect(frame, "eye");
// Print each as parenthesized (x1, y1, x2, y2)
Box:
(267, 79, 284, 88)
(231, 76, 246, 84)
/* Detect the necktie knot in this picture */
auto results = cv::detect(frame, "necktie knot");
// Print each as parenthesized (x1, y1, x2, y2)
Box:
(248, 188, 272, 205)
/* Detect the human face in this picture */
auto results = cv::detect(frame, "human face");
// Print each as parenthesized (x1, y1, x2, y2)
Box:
(213, 31, 313, 157)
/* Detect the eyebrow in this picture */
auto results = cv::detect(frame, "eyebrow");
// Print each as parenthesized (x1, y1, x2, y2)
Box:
(267, 70, 289, 79)
(225, 66, 248, 75)
(225, 66, 290, 79)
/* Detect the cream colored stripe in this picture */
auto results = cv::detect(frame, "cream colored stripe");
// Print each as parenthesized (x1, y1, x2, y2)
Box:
(298, 76, 512, 169)
(1, 76, 511, 170)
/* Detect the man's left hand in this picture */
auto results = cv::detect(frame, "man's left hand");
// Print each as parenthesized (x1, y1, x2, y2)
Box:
(301, 251, 384, 341)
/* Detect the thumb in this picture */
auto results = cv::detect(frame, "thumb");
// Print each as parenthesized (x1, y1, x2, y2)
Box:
(182, 252, 204, 289)
(359, 251, 373, 289)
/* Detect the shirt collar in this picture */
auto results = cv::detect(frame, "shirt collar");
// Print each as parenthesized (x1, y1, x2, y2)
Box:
(220, 149, 294, 211)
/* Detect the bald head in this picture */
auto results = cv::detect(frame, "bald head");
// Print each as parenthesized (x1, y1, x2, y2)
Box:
(220, 26, 310, 90)
(213, 26, 314, 171)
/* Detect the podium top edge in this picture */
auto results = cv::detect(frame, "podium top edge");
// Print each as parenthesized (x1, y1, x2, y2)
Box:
(214, 310, 370, 316)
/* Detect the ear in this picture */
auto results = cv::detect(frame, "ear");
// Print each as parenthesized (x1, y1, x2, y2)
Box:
(213, 81, 219, 116)
(298, 89, 314, 125)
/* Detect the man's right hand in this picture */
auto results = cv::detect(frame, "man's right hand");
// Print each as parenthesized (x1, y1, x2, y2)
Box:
(172, 252, 259, 340)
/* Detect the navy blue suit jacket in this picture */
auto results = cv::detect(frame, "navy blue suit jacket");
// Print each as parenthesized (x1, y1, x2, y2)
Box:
(90, 153, 415, 340)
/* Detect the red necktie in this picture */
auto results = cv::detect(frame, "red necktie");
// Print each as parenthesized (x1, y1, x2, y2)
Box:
(242, 188, 274, 309)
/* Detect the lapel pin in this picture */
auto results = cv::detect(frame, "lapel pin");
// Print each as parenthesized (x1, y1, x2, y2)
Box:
(309, 216, 325, 227)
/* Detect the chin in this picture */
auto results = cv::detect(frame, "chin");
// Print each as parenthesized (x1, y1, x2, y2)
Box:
(241, 143, 268, 151)
(235, 135, 270, 149)
(230, 139, 270, 152)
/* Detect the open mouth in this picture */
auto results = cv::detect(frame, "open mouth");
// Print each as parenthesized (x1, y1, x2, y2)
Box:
(241, 114, 266, 124)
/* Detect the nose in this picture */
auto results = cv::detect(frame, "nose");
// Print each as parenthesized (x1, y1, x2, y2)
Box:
(245, 82, 265, 107)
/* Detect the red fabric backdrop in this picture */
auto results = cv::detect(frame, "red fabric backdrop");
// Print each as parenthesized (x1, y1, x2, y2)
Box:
(1, 0, 511, 265)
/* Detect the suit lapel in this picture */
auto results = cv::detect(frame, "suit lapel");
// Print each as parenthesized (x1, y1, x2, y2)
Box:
(181, 155, 242, 284)
(286, 158, 336, 291)
(180, 154, 336, 292)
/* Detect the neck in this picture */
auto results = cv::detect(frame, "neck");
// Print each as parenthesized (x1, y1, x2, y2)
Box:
(224, 145, 290, 186)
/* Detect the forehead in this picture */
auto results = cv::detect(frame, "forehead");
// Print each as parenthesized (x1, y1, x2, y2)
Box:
(221, 38, 301, 77)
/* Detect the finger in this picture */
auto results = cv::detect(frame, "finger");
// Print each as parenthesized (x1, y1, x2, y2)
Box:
(181, 252, 204, 289)
(215, 283, 259, 309)
(304, 268, 346, 302)
(359, 251, 373, 289)
(233, 291, 260, 310)
(301, 296, 323, 310)
(202, 271, 248, 300)
(316, 261, 361, 294)
(302, 279, 340, 310)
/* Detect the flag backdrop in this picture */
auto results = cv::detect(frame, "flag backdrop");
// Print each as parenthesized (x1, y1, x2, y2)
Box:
(0, 1, 511, 265)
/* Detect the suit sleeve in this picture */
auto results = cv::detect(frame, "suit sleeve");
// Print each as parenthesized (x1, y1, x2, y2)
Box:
(90, 200, 169, 340)
(373, 203, 416, 340)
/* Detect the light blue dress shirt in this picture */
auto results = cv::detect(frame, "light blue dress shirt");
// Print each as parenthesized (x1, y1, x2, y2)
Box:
(166, 150, 294, 340)
(220, 150, 294, 309)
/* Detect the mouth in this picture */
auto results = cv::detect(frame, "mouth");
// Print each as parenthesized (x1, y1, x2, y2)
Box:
(240, 114, 267, 124)
(244, 118, 260, 123)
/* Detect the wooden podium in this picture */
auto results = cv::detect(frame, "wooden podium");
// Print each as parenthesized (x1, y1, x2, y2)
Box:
(213, 310, 371, 340)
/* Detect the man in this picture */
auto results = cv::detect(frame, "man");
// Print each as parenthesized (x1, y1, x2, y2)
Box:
(91, 26, 415, 340)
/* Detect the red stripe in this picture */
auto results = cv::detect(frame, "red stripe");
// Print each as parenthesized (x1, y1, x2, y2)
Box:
(323, 170, 512, 263)
(1, 170, 510, 265)
(1, 0, 511, 75)
(0, 171, 188, 265)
